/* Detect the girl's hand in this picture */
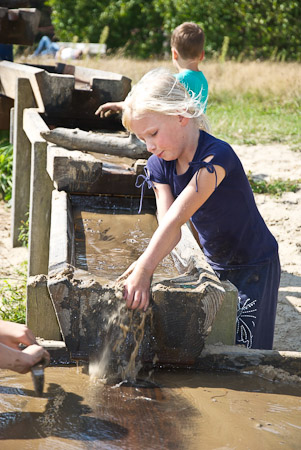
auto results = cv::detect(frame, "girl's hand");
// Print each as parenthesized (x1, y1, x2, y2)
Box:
(123, 264, 152, 312)
(117, 260, 137, 282)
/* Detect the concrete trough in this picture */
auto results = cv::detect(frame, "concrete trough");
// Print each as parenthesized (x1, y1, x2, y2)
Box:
(46, 188, 237, 369)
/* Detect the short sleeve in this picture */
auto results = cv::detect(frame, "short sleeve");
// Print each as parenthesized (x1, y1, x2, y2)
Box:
(205, 142, 238, 177)
(146, 154, 169, 184)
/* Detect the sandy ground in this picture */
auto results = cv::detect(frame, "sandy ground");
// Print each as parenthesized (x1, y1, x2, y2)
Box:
(0, 143, 300, 352)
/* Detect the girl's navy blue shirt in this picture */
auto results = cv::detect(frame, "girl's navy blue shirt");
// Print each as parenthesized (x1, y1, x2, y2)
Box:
(146, 130, 278, 271)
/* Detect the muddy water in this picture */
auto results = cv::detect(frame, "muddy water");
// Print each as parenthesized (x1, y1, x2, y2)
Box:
(32, 199, 301, 449)
(73, 206, 179, 282)
(0, 366, 300, 449)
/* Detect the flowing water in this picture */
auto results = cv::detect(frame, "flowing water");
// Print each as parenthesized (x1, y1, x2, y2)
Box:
(0, 366, 300, 449)
(73, 203, 179, 282)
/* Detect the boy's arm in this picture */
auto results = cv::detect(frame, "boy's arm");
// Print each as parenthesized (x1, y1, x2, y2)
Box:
(95, 101, 124, 118)
(122, 163, 225, 311)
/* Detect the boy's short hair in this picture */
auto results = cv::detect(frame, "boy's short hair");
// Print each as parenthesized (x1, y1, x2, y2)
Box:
(171, 22, 205, 60)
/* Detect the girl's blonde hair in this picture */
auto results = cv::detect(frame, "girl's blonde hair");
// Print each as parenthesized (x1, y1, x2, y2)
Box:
(122, 68, 210, 133)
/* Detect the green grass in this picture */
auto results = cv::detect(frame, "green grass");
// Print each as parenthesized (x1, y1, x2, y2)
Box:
(18, 211, 29, 247)
(247, 172, 300, 196)
(208, 92, 300, 147)
(0, 261, 27, 324)
(0, 131, 13, 202)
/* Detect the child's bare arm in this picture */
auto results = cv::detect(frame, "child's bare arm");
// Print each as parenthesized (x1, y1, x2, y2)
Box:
(0, 320, 50, 373)
(95, 101, 124, 118)
(0, 320, 37, 349)
(122, 163, 225, 311)
(0, 342, 50, 374)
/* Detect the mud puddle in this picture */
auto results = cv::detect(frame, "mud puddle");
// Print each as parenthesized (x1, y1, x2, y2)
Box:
(0, 366, 300, 449)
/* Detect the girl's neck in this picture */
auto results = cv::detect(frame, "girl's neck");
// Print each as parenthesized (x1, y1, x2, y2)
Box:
(176, 127, 200, 175)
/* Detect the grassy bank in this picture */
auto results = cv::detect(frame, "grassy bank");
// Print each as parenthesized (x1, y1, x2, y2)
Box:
(73, 58, 300, 147)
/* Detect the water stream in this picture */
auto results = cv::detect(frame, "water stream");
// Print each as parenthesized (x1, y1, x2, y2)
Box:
(73, 203, 179, 282)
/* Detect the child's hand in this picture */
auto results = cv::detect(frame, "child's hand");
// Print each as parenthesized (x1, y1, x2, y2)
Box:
(117, 260, 137, 282)
(122, 264, 151, 312)
(0, 342, 50, 374)
(95, 101, 123, 118)
(21, 344, 50, 373)
(0, 320, 37, 349)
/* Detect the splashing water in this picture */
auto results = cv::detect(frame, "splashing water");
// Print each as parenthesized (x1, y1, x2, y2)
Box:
(89, 287, 153, 384)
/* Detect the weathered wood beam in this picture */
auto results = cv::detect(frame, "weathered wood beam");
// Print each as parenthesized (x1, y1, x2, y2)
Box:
(41, 127, 149, 159)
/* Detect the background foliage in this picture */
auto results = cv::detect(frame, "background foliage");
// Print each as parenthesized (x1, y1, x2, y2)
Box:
(46, 0, 300, 60)
(0, 132, 13, 202)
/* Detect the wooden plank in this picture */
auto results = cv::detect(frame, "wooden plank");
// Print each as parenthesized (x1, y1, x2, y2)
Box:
(0, 61, 44, 110)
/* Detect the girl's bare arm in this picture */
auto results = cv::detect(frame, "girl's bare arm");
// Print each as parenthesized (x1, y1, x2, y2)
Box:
(123, 162, 225, 310)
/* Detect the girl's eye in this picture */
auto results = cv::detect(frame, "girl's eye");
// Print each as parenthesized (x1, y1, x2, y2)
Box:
(151, 131, 157, 137)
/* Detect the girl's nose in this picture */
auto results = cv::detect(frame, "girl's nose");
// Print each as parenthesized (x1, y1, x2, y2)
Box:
(146, 140, 156, 153)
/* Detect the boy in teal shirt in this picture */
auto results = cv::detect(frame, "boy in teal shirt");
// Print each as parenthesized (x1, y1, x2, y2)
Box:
(171, 22, 208, 112)
(96, 22, 208, 116)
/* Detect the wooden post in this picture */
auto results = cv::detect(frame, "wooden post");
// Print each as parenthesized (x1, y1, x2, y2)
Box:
(23, 109, 59, 338)
(11, 78, 35, 247)
(23, 108, 53, 276)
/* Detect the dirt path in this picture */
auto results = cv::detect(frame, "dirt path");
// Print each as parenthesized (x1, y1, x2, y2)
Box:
(0, 143, 300, 351)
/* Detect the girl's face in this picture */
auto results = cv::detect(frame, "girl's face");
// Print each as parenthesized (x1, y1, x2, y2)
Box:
(130, 112, 190, 161)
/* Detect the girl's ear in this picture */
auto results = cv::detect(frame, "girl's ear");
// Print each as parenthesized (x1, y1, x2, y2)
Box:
(178, 115, 189, 126)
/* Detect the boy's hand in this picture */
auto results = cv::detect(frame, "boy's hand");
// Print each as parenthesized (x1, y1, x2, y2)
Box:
(95, 101, 123, 118)
(21, 344, 50, 373)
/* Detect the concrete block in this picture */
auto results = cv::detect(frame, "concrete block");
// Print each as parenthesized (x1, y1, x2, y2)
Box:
(9, 106, 14, 143)
(46, 145, 103, 192)
(0, 7, 40, 45)
(28, 140, 53, 276)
